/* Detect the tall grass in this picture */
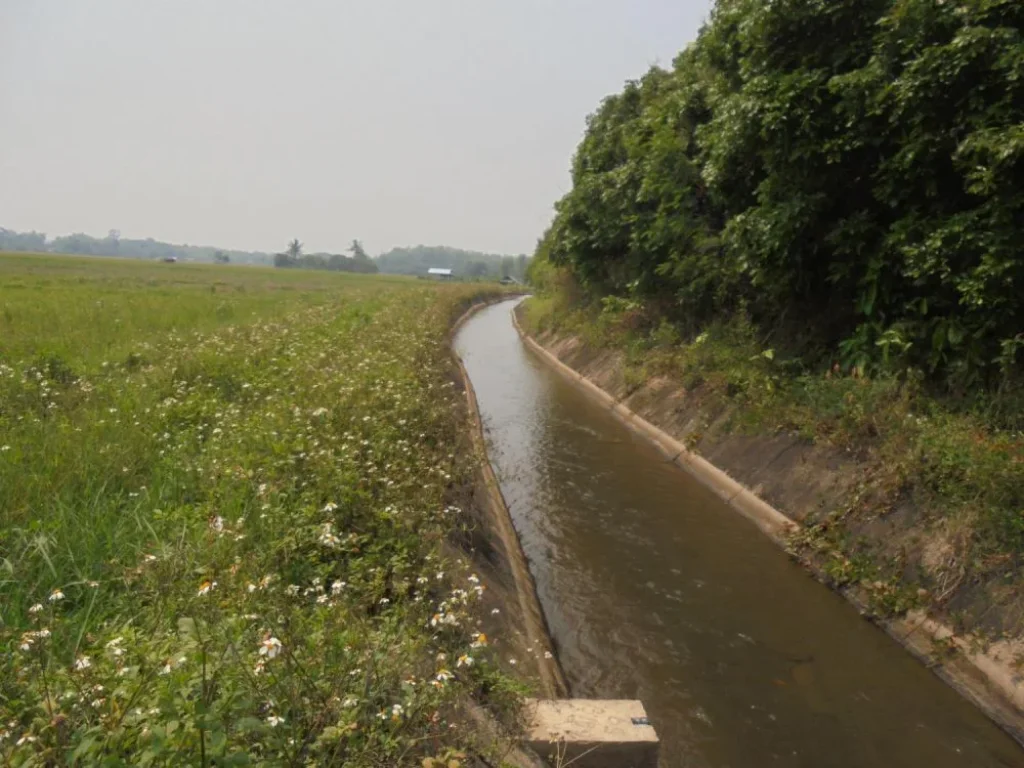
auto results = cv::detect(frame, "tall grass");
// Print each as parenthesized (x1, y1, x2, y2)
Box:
(0, 254, 521, 765)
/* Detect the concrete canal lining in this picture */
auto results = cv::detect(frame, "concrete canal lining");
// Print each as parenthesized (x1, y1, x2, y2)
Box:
(509, 300, 1024, 753)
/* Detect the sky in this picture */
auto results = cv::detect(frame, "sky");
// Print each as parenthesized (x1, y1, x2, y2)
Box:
(0, 1, 712, 256)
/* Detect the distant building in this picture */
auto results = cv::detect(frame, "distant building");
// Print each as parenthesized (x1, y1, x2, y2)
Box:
(162, 256, 178, 263)
(499, 275, 523, 285)
(427, 268, 453, 280)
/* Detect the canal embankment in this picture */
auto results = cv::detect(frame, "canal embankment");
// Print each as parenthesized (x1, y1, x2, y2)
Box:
(449, 298, 568, 701)
(475, 296, 1024, 765)
(511, 299, 1024, 754)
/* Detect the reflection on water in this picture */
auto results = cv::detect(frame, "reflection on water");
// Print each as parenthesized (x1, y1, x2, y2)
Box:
(455, 300, 1023, 768)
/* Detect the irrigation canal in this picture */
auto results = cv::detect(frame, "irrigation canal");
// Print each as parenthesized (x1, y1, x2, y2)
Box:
(454, 299, 1022, 768)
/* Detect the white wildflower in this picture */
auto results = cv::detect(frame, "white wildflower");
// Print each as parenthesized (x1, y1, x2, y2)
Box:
(259, 635, 282, 659)
(106, 637, 125, 657)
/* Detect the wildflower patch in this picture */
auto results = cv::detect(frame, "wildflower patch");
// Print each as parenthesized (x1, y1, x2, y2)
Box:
(0, 256, 520, 765)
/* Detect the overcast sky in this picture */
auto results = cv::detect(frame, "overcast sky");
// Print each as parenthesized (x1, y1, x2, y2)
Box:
(1, 1, 712, 256)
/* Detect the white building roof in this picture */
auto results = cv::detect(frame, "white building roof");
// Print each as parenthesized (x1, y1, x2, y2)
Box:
(427, 268, 453, 276)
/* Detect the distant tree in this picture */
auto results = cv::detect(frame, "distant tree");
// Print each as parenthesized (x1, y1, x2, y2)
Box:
(287, 239, 303, 260)
(500, 256, 515, 278)
(0, 227, 47, 252)
(0, 225, 274, 263)
(344, 239, 378, 273)
(51, 233, 99, 255)
(213, 250, 230, 264)
(348, 239, 368, 260)
(466, 261, 490, 278)
(376, 245, 514, 276)
(515, 254, 527, 278)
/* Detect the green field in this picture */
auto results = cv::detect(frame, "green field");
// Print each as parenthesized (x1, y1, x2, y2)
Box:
(0, 254, 517, 764)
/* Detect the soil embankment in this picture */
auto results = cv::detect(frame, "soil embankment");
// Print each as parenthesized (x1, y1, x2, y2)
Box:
(512, 303, 1024, 747)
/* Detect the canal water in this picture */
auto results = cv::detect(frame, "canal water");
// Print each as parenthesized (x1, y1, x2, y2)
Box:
(454, 299, 1023, 768)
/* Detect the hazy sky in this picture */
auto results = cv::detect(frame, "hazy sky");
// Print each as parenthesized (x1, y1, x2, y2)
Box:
(1, 1, 712, 256)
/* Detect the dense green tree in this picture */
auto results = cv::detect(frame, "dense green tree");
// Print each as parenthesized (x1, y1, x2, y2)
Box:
(538, 0, 1024, 388)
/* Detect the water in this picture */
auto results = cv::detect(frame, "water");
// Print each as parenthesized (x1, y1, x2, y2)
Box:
(455, 299, 1024, 768)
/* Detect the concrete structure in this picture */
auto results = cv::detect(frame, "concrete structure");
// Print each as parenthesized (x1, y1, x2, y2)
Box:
(524, 699, 659, 768)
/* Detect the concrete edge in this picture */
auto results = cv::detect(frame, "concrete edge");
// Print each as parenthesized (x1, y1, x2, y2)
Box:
(451, 298, 570, 699)
(511, 304, 1024, 747)
(462, 700, 548, 768)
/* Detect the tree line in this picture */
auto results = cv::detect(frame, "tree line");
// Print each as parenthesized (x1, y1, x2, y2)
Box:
(272, 239, 378, 273)
(1, 228, 526, 280)
(532, 0, 1023, 392)
(0, 227, 273, 264)
(377, 245, 528, 280)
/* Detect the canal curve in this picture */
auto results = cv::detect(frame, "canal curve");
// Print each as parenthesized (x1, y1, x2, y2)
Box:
(454, 299, 1023, 768)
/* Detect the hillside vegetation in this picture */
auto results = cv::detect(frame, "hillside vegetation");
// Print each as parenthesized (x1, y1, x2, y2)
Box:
(526, 0, 1024, 639)
(532, 0, 1023, 404)
(0, 255, 521, 765)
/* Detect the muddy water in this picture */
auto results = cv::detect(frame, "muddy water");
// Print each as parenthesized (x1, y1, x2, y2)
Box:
(455, 300, 1023, 768)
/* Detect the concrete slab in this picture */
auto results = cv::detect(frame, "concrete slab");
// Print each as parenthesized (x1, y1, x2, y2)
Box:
(524, 698, 659, 767)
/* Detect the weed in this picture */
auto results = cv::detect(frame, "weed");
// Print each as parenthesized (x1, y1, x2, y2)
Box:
(0, 254, 521, 764)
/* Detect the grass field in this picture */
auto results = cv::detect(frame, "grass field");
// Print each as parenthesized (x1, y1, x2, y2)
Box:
(0, 253, 519, 765)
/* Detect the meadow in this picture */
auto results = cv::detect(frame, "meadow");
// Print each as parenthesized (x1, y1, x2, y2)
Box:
(0, 254, 519, 765)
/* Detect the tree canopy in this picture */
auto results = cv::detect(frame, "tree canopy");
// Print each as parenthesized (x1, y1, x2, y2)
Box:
(376, 245, 528, 279)
(0, 227, 273, 265)
(273, 239, 378, 273)
(534, 0, 1024, 390)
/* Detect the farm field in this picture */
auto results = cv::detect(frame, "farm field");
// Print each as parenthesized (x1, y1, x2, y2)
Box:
(0, 253, 517, 765)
